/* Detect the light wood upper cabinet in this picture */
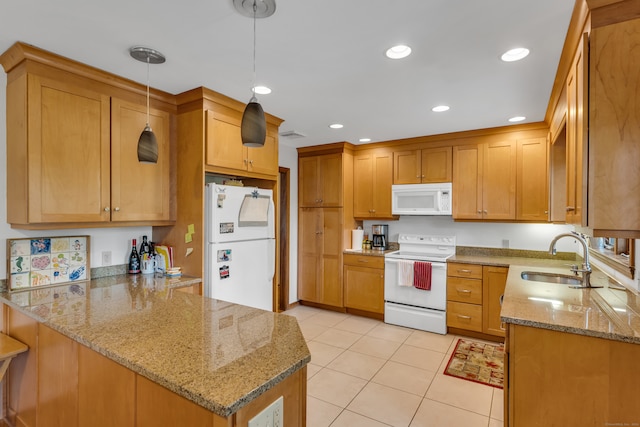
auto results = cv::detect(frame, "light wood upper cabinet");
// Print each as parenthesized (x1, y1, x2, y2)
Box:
(453, 142, 516, 220)
(393, 147, 452, 184)
(589, 18, 640, 237)
(205, 110, 279, 177)
(516, 137, 549, 221)
(299, 153, 343, 207)
(1, 42, 176, 228)
(111, 98, 171, 222)
(566, 33, 589, 227)
(353, 150, 394, 218)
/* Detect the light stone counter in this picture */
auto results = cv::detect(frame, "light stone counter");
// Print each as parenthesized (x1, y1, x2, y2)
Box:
(0, 274, 310, 417)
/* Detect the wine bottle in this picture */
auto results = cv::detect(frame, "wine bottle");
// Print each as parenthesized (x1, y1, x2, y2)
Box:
(128, 239, 141, 274)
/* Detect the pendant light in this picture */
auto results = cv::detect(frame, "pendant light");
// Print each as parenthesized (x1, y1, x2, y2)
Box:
(129, 46, 166, 163)
(233, 0, 276, 147)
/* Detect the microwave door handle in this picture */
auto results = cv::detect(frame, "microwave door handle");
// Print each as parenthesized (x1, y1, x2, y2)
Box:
(436, 191, 442, 212)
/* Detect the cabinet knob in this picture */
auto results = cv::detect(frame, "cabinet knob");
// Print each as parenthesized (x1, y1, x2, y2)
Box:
(114, 207, 120, 212)
(244, 159, 248, 164)
(544, 210, 549, 214)
(566, 206, 575, 212)
(421, 175, 425, 178)
(249, 160, 254, 165)
(371, 209, 376, 213)
(483, 210, 488, 214)
(477, 210, 482, 214)
(416, 175, 420, 178)
(104, 207, 110, 212)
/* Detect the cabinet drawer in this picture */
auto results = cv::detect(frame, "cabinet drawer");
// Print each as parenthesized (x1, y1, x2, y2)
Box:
(447, 277, 482, 304)
(447, 262, 483, 279)
(343, 254, 385, 269)
(447, 301, 483, 332)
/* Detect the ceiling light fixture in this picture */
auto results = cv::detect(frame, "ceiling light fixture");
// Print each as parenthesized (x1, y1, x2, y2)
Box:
(359, 138, 372, 143)
(432, 105, 450, 112)
(129, 46, 166, 164)
(329, 124, 344, 129)
(501, 48, 530, 62)
(233, 0, 276, 147)
(509, 116, 526, 122)
(385, 45, 412, 59)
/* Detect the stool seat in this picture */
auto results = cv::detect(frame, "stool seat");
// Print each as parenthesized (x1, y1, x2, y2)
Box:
(0, 333, 28, 382)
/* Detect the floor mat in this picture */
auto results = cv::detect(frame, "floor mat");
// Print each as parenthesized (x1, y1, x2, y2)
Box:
(443, 338, 504, 389)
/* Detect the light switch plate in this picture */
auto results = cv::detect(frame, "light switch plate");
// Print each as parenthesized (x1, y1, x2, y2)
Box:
(102, 251, 112, 266)
(248, 396, 283, 427)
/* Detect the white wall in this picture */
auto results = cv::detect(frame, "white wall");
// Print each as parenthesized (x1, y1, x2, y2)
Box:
(278, 143, 298, 304)
(0, 72, 153, 280)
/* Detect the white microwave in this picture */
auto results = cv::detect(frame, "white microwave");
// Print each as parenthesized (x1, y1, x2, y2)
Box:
(391, 183, 452, 215)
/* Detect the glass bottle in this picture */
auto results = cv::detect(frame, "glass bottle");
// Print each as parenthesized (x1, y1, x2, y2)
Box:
(139, 235, 151, 259)
(128, 239, 141, 274)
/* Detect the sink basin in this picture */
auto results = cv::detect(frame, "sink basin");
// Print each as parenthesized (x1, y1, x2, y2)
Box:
(520, 271, 583, 286)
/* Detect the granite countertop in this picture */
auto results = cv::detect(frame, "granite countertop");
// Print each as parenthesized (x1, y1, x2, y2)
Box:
(344, 242, 399, 256)
(0, 274, 310, 417)
(449, 250, 640, 344)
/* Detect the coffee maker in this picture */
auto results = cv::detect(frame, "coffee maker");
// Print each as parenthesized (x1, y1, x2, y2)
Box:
(371, 224, 389, 250)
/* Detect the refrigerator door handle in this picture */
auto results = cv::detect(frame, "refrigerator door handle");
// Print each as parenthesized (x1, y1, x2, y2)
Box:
(267, 238, 276, 281)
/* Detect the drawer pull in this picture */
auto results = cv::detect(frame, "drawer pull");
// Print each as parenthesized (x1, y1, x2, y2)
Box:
(457, 289, 472, 294)
(457, 315, 472, 320)
(458, 269, 473, 273)
(358, 259, 368, 263)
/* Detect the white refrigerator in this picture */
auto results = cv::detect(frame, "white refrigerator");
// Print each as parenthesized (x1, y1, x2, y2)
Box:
(205, 183, 275, 311)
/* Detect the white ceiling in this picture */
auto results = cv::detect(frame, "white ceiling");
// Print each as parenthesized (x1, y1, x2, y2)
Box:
(1, 0, 576, 148)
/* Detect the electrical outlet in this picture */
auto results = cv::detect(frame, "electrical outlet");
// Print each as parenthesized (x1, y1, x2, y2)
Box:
(101, 251, 112, 266)
(248, 396, 283, 427)
(502, 239, 510, 249)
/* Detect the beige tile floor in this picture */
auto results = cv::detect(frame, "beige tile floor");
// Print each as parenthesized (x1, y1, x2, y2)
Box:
(284, 305, 504, 427)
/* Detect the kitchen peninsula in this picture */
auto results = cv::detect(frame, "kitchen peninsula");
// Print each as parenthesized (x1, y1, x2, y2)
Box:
(0, 275, 309, 427)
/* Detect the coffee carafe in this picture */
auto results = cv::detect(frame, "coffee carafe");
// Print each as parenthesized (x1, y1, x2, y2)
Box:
(371, 224, 389, 250)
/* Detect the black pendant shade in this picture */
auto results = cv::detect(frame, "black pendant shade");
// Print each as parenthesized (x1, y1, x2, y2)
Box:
(241, 99, 267, 147)
(137, 124, 159, 163)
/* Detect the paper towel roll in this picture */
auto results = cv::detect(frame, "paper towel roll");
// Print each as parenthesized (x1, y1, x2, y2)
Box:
(351, 229, 364, 250)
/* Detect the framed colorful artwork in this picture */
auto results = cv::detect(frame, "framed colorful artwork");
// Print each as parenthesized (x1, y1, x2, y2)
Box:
(7, 236, 90, 291)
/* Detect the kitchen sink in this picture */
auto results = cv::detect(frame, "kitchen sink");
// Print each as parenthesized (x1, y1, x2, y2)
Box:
(520, 271, 583, 286)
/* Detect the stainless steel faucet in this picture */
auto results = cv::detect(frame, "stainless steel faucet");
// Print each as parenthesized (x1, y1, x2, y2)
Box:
(548, 231, 596, 288)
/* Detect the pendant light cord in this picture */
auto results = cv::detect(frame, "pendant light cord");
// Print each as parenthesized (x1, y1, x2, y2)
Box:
(251, 0, 257, 102)
(146, 55, 151, 126)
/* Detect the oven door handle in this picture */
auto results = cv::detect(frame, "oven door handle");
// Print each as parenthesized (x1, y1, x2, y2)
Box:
(384, 258, 447, 268)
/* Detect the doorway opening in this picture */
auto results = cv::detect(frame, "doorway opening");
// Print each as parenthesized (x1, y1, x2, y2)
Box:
(278, 167, 291, 311)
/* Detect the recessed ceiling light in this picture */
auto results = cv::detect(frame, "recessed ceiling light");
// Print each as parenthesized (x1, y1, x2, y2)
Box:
(253, 85, 271, 95)
(359, 138, 372, 143)
(385, 45, 412, 59)
(501, 48, 530, 62)
(329, 123, 344, 129)
(508, 116, 526, 122)
(432, 105, 450, 112)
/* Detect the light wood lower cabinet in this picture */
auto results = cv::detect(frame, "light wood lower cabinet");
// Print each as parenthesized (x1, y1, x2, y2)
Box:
(343, 254, 384, 317)
(446, 262, 507, 338)
(506, 324, 640, 426)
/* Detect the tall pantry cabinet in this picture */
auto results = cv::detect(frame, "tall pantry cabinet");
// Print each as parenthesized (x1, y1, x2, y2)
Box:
(297, 143, 356, 309)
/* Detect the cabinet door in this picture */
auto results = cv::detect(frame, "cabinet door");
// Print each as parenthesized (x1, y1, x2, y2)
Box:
(453, 145, 482, 219)
(517, 137, 548, 221)
(298, 208, 321, 302)
(320, 208, 344, 307)
(589, 23, 640, 233)
(393, 150, 421, 184)
(353, 153, 374, 217)
(38, 325, 78, 427)
(299, 157, 321, 207)
(205, 110, 246, 171)
(26, 75, 111, 223)
(344, 265, 384, 313)
(566, 34, 588, 226)
(318, 154, 343, 207)
(373, 152, 394, 217)
(111, 98, 171, 222)
(482, 266, 508, 337)
(483, 141, 516, 220)
(247, 133, 278, 176)
(78, 344, 135, 427)
(421, 147, 452, 183)
(6, 306, 38, 427)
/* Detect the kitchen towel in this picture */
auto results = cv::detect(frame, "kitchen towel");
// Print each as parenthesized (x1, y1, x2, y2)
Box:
(413, 261, 432, 290)
(398, 260, 414, 286)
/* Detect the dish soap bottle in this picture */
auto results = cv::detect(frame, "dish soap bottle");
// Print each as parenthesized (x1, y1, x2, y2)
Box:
(128, 239, 141, 274)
